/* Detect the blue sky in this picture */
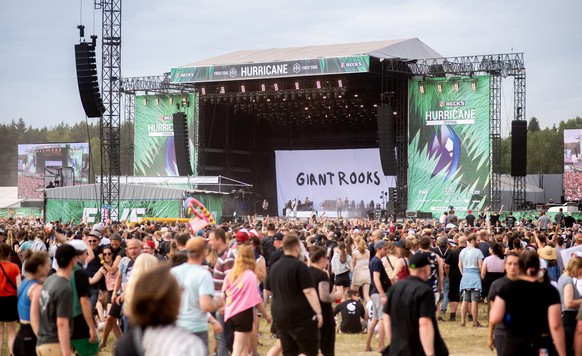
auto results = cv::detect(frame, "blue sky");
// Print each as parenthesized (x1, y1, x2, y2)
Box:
(0, 0, 580, 135)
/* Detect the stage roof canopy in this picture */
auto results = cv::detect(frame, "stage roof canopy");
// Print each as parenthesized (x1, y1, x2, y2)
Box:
(170, 38, 441, 83)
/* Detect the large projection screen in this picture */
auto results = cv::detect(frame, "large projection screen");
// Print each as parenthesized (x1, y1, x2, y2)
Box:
(18, 143, 89, 199)
(407, 76, 491, 216)
(275, 148, 396, 217)
(564, 129, 582, 201)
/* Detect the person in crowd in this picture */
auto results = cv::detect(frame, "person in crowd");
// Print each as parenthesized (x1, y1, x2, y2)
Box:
(489, 250, 566, 356)
(88, 245, 119, 318)
(223, 245, 270, 356)
(365, 239, 391, 352)
(432, 236, 451, 321)
(171, 236, 221, 352)
(115, 265, 206, 355)
(487, 252, 520, 355)
(264, 233, 322, 356)
(170, 232, 190, 267)
(0, 242, 21, 356)
(122, 253, 159, 319)
(481, 243, 506, 304)
(331, 241, 352, 302)
(391, 239, 411, 283)
(309, 245, 342, 355)
(36, 244, 78, 356)
(85, 231, 103, 311)
(538, 211, 552, 231)
(351, 238, 371, 303)
(210, 227, 234, 356)
(13, 251, 50, 356)
(459, 234, 484, 327)
(383, 252, 449, 356)
(557, 256, 582, 356)
(419, 236, 444, 314)
(334, 289, 366, 334)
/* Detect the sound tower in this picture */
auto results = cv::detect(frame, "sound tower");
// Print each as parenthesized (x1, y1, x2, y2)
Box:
(377, 105, 396, 176)
(511, 120, 527, 176)
(74, 42, 105, 118)
(172, 113, 193, 176)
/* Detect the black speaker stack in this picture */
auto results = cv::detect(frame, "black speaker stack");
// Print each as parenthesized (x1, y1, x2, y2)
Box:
(377, 105, 396, 176)
(172, 113, 193, 176)
(511, 120, 527, 176)
(74, 42, 105, 118)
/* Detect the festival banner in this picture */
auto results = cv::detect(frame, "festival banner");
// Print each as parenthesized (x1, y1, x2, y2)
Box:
(170, 56, 370, 83)
(408, 76, 491, 215)
(17, 143, 90, 199)
(275, 149, 396, 216)
(563, 129, 582, 200)
(134, 94, 197, 176)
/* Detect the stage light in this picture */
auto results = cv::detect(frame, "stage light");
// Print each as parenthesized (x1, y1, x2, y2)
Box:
(393, 111, 398, 116)
(220, 86, 225, 94)
(338, 79, 343, 88)
(316, 80, 321, 89)
(274, 83, 279, 91)
(201, 87, 206, 95)
(295, 82, 300, 90)
(241, 85, 246, 93)
(143, 97, 147, 105)
(437, 84, 442, 93)
(454, 82, 459, 92)
(419, 84, 425, 94)
(471, 81, 477, 91)
(155, 98, 160, 106)
(169, 97, 174, 105)
(261, 84, 266, 92)
(354, 94, 358, 98)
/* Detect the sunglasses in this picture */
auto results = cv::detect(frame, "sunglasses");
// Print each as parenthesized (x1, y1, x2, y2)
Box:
(103, 252, 112, 256)
(88, 240, 98, 243)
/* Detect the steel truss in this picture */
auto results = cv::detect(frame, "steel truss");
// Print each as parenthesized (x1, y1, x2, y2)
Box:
(512, 72, 526, 210)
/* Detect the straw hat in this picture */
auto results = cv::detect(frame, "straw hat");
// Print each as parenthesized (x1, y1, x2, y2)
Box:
(538, 245, 557, 261)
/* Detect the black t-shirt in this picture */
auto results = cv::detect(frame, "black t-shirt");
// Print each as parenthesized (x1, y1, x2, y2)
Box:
(309, 267, 333, 321)
(498, 280, 560, 343)
(334, 299, 365, 333)
(490, 213, 500, 226)
(369, 256, 391, 295)
(268, 248, 284, 268)
(265, 255, 316, 326)
(506, 216, 516, 228)
(445, 247, 465, 279)
(487, 276, 511, 334)
(479, 241, 491, 258)
(384, 276, 449, 356)
(72, 265, 91, 339)
(465, 214, 476, 227)
(564, 215, 575, 228)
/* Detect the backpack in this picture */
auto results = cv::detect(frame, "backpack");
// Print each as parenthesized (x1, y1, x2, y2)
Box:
(157, 240, 172, 259)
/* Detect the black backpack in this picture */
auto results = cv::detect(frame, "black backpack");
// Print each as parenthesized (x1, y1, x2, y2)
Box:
(157, 240, 172, 259)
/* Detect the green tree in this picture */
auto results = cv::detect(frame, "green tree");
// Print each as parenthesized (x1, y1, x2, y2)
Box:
(528, 117, 541, 132)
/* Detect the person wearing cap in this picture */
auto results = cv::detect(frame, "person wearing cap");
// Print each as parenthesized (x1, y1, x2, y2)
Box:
(465, 210, 476, 228)
(365, 239, 391, 352)
(268, 232, 285, 267)
(383, 252, 449, 356)
(171, 237, 221, 351)
(36, 244, 78, 356)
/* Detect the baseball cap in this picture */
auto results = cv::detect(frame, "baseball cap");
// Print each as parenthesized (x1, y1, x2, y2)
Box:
(88, 230, 101, 239)
(393, 240, 404, 248)
(55, 244, 77, 268)
(235, 230, 251, 244)
(409, 252, 431, 269)
(68, 239, 88, 255)
(374, 240, 387, 249)
(273, 232, 284, 242)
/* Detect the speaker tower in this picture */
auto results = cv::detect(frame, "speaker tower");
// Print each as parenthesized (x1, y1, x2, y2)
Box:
(172, 112, 193, 176)
(74, 42, 105, 118)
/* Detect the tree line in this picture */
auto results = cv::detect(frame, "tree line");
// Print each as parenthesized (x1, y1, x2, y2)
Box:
(0, 116, 580, 186)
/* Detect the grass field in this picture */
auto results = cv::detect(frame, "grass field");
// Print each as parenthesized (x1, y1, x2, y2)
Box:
(3, 304, 491, 355)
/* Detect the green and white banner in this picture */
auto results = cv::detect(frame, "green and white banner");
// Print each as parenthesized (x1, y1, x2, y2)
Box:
(408, 76, 491, 216)
(170, 56, 370, 83)
(134, 94, 197, 176)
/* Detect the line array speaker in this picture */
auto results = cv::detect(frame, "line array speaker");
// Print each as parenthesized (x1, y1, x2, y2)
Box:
(377, 105, 396, 176)
(172, 113, 193, 176)
(74, 42, 105, 118)
(511, 120, 527, 176)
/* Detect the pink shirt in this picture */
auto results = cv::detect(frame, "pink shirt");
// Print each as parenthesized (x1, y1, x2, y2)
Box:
(224, 270, 262, 322)
(483, 255, 505, 273)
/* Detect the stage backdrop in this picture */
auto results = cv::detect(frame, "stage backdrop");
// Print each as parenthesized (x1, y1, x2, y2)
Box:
(408, 76, 490, 216)
(563, 129, 582, 201)
(134, 94, 197, 176)
(18, 143, 89, 199)
(275, 149, 396, 216)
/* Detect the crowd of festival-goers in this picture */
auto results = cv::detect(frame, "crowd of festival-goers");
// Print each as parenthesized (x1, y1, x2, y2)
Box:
(1, 207, 582, 355)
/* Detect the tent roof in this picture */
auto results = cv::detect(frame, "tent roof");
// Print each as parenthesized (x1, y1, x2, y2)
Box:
(181, 38, 442, 67)
(0, 187, 23, 208)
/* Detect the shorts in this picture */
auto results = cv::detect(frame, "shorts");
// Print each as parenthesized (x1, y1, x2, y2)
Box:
(334, 272, 351, 287)
(227, 307, 254, 333)
(37, 343, 63, 356)
(0, 296, 18, 322)
(13, 323, 36, 356)
(370, 294, 384, 320)
(462, 288, 481, 303)
(71, 338, 99, 356)
(109, 299, 123, 318)
(434, 292, 440, 306)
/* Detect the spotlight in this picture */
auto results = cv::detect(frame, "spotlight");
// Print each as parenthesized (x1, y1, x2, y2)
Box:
(454, 82, 459, 92)
(201, 87, 206, 95)
(241, 85, 246, 93)
(437, 84, 442, 93)
(261, 84, 266, 92)
(316, 80, 321, 89)
(295, 82, 300, 90)
(419, 84, 425, 94)
(471, 81, 477, 91)
(274, 83, 279, 91)
(155, 98, 160, 106)
(143, 97, 147, 105)
(169, 97, 174, 105)
(220, 86, 225, 94)
(338, 79, 343, 88)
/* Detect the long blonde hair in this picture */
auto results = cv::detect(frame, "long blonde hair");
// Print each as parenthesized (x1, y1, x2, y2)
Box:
(229, 245, 256, 283)
(123, 254, 159, 314)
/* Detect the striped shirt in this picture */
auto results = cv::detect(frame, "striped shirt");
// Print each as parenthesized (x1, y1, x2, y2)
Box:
(212, 248, 234, 294)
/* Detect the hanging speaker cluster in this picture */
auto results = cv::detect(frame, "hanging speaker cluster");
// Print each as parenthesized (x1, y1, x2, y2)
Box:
(172, 113, 194, 176)
(75, 42, 105, 118)
(511, 120, 527, 176)
(377, 104, 396, 176)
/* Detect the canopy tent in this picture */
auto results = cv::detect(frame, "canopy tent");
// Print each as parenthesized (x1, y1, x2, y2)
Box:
(170, 38, 442, 83)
